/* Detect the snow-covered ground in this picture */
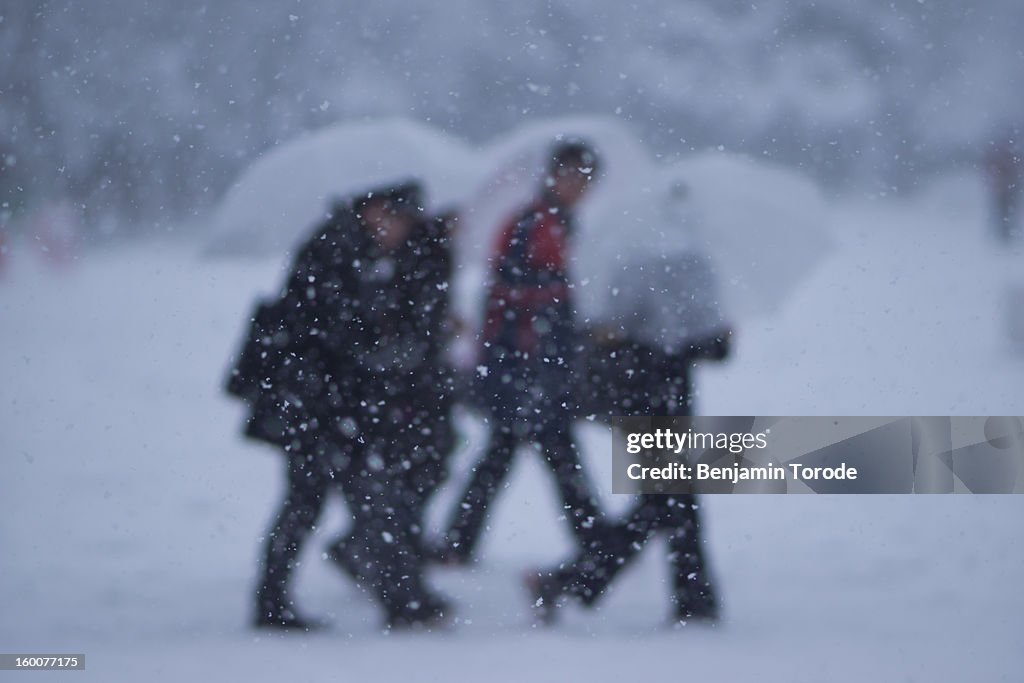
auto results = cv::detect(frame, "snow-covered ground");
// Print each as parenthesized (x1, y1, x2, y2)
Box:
(2, 175, 1023, 682)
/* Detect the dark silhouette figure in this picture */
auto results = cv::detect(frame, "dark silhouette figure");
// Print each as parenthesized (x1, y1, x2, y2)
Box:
(440, 140, 604, 564)
(227, 182, 454, 630)
(984, 130, 1021, 242)
(529, 247, 732, 626)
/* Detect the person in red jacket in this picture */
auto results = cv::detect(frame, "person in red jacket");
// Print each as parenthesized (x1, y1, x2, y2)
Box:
(438, 139, 604, 564)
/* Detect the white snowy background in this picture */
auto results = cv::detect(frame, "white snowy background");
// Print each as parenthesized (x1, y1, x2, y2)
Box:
(3, 1, 1022, 229)
(2, 128, 1023, 680)
(2, 1, 1024, 679)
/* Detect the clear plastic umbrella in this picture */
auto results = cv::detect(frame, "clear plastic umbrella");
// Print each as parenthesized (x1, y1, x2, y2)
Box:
(457, 115, 833, 323)
(206, 117, 479, 256)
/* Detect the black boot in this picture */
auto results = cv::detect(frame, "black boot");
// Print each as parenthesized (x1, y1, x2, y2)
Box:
(672, 591, 719, 625)
(667, 497, 719, 626)
(253, 451, 330, 631)
(668, 539, 719, 625)
(384, 592, 453, 631)
(253, 589, 325, 631)
(524, 571, 564, 626)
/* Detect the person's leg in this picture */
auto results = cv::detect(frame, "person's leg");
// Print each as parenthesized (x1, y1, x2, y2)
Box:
(330, 433, 447, 572)
(344, 469, 448, 628)
(527, 496, 659, 623)
(254, 450, 330, 628)
(443, 421, 518, 562)
(406, 426, 452, 543)
(324, 477, 369, 590)
(665, 494, 719, 622)
(535, 416, 603, 548)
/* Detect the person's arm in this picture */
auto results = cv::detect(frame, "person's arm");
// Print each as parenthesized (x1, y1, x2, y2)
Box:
(684, 328, 732, 361)
(656, 329, 731, 380)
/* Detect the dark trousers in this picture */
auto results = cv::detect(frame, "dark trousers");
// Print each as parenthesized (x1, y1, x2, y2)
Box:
(255, 451, 331, 619)
(329, 416, 454, 561)
(331, 469, 435, 622)
(404, 419, 455, 541)
(445, 416, 602, 561)
(549, 494, 717, 617)
(256, 441, 436, 622)
(530, 336, 727, 618)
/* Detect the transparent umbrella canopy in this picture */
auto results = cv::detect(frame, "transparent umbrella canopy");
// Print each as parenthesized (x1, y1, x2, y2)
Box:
(664, 152, 835, 319)
(207, 114, 834, 325)
(457, 115, 834, 324)
(206, 117, 479, 257)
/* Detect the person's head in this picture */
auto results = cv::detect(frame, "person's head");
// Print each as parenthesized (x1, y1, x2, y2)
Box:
(545, 139, 600, 207)
(355, 182, 423, 250)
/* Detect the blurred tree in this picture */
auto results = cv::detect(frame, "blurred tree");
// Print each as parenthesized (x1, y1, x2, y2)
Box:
(0, 0, 1021, 234)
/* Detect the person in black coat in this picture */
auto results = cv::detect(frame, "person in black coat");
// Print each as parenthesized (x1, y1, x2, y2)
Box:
(528, 248, 731, 626)
(324, 208, 460, 579)
(227, 182, 455, 630)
